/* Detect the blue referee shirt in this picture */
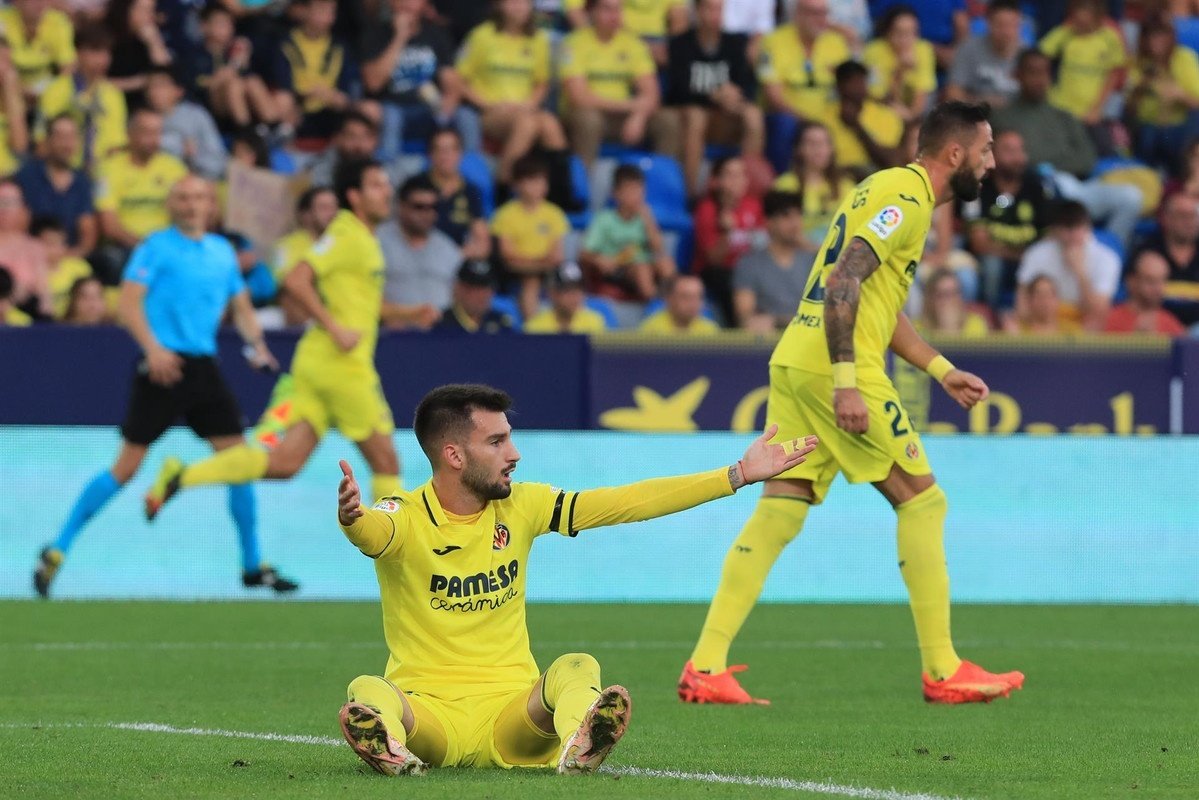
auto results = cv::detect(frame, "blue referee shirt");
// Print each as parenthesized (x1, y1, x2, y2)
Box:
(123, 227, 246, 356)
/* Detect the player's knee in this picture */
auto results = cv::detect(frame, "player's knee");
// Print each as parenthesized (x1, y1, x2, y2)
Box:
(550, 652, 601, 679)
(346, 674, 389, 702)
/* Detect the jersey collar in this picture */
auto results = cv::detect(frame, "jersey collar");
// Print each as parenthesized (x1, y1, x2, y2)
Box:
(904, 162, 936, 204)
(419, 480, 494, 529)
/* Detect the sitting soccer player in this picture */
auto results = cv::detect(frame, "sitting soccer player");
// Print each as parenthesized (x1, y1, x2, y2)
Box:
(333, 384, 817, 776)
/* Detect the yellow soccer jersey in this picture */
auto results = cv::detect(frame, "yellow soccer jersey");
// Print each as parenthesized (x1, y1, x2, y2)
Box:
(757, 27, 851, 121)
(292, 210, 385, 369)
(94, 152, 188, 239)
(524, 307, 608, 334)
(638, 310, 720, 335)
(863, 39, 937, 106)
(562, 0, 685, 38)
(821, 98, 904, 171)
(491, 199, 569, 259)
(38, 75, 128, 169)
(772, 163, 936, 379)
(559, 27, 654, 105)
(1130, 48, 1199, 126)
(457, 22, 551, 105)
(0, 6, 75, 94)
(271, 228, 314, 281)
(342, 469, 734, 698)
(1040, 24, 1126, 119)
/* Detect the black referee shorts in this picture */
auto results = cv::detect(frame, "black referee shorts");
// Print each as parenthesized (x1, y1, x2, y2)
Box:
(120, 356, 246, 445)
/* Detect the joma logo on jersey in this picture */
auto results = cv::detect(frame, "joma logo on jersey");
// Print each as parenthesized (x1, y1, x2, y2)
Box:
(493, 523, 510, 551)
(430, 559, 519, 598)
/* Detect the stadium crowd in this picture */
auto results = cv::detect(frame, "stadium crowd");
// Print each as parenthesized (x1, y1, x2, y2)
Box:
(1, 0, 1199, 338)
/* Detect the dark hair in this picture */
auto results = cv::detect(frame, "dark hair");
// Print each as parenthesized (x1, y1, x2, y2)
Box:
(489, 0, 535, 37)
(1137, 13, 1176, 63)
(834, 59, 869, 84)
(296, 185, 334, 213)
(916, 100, 990, 157)
(762, 190, 802, 218)
(399, 173, 437, 202)
(200, 2, 233, 22)
(337, 109, 378, 136)
(334, 157, 382, 208)
(65, 276, 103, 322)
(429, 126, 462, 149)
(0, 265, 12, 300)
(413, 384, 513, 463)
(512, 154, 549, 182)
(1027, 274, 1059, 295)
(873, 3, 918, 40)
(76, 25, 113, 51)
(1052, 199, 1090, 228)
(145, 65, 180, 86)
(613, 163, 645, 188)
(30, 216, 65, 238)
(987, 0, 1022, 15)
(789, 122, 848, 206)
(1015, 47, 1050, 72)
(104, 0, 142, 41)
(231, 128, 270, 168)
(45, 113, 78, 138)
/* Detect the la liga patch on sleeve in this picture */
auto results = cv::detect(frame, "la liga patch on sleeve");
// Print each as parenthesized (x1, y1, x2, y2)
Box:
(867, 205, 903, 240)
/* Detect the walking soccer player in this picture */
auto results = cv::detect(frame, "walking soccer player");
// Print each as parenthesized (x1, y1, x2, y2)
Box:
(34, 175, 297, 596)
(678, 101, 1026, 705)
(144, 158, 405, 517)
(333, 384, 818, 776)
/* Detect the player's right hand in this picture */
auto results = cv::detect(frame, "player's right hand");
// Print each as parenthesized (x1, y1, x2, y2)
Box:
(146, 346, 184, 386)
(834, 388, 870, 434)
(338, 459, 364, 527)
(330, 324, 362, 353)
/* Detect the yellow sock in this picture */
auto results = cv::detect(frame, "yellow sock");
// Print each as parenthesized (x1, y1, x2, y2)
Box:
(896, 484, 961, 680)
(370, 474, 402, 504)
(346, 675, 407, 745)
(690, 496, 810, 673)
(542, 653, 602, 740)
(180, 446, 269, 488)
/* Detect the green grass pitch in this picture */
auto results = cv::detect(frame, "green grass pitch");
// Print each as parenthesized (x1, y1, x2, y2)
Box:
(3, 601, 1197, 799)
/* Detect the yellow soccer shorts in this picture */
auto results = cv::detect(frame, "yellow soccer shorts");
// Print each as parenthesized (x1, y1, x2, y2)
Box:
(765, 364, 932, 503)
(400, 683, 559, 769)
(289, 359, 395, 442)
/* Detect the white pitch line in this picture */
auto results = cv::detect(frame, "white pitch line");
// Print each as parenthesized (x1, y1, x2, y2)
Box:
(2, 720, 968, 800)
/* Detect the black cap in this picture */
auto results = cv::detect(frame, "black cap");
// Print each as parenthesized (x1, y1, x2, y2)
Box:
(457, 259, 495, 288)
(548, 261, 585, 290)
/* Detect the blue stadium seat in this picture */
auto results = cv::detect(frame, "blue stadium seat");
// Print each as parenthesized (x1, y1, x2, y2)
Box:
(490, 295, 523, 328)
(617, 154, 692, 234)
(568, 154, 593, 230)
(1177, 17, 1199, 55)
(583, 296, 619, 329)
(1094, 227, 1125, 264)
(599, 142, 649, 160)
(704, 143, 739, 161)
(401, 138, 429, 156)
(766, 113, 800, 174)
(459, 152, 495, 216)
(268, 148, 297, 175)
(1090, 156, 1149, 178)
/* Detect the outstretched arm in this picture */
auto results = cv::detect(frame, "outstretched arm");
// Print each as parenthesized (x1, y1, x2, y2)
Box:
(890, 312, 989, 410)
(824, 237, 881, 433)
(337, 460, 398, 557)
(559, 426, 818, 535)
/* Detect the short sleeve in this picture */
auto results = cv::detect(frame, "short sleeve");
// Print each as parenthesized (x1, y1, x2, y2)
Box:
(1175, 48, 1199, 98)
(1016, 241, 1051, 285)
(224, 243, 247, 299)
(1039, 26, 1067, 58)
(52, 12, 76, 65)
(123, 237, 158, 284)
(548, 205, 570, 238)
(515, 482, 577, 536)
(914, 42, 937, 93)
(852, 193, 925, 264)
(582, 212, 608, 252)
(305, 226, 340, 277)
(490, 203, 513, 236)
(456, 25, 485, 81)
(732, 255, 760, 290)
(1092, 245, 1121, 298)
(756, 35, 779, 84)
(875, 106, 904, 147)
(629, 36, 654, 78)
(93, 162, 117, 211)
(559, 32, 585, 81)
(1101, 27, 1127, 69)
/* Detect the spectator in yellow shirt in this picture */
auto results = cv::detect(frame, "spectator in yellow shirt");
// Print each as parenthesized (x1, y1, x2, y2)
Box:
(822, 60, 904, 176)
(0, 0, 76, 100)
(773, 122, 855, 249)
(916, 269, 990, 338)
(1039, 0, 1126, 130)
(38, 27, 127, 172)
(524, 262, 610, 334)
(0, 45, 28, 179)
(491, 155, 570, 321)
(559, 0, 679, 166)
(93, 108, 188, 281)
(563, 0, 689, 65)
(639, 275, 721, 334)
(757, 0, 851, 125)
(1127, 14, 1199, 171)
(457, 0, 567, 184)
(863, 5, 937, 125)
(0, 265, 32, 326)
(33, 217, 94, 319)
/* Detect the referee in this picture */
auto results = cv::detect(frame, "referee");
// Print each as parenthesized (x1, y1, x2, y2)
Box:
(34, 174, 298, 597)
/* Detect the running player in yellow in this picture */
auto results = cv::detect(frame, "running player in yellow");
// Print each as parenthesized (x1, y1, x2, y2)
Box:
(679, 101, 1026, 706)
(144, 158, 404, 517)
(334, 384, 817, 775)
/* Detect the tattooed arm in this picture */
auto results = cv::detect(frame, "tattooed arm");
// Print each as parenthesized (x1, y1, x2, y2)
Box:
(824, 237, 882, 433)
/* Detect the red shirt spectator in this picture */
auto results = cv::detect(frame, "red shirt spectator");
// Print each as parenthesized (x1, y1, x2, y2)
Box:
(1104, 250, 1188, 336)
(692, 155, 764, 325)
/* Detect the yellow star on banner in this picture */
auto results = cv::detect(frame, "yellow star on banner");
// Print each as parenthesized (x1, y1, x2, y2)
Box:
(598, 377, 711, 432)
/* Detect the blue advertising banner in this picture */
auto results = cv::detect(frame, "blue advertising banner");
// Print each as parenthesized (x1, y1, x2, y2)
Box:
(591, 336, 1177, 435)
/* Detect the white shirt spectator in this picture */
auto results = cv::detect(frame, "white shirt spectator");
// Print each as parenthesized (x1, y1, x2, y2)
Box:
(723, 0, 776, 35)
(1016, 234, 1121, 307)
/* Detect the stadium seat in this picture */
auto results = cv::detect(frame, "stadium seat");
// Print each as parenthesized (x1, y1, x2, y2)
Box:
(704, 143, 739, 161)
(1177, 17, 1199, 55)
(268, 148, 297, 175)
(458, 152, 496, 217)
(568, 155, 593, 230)
(1090, 156, 1149, 178)
(1094, 227, 1125, 264)
(490, 295, 523, 328)
(600, 142, 649, 160)
(584, 296, 620, 329)
(766, 113, 800, 174)
(617, 154, 692, 234)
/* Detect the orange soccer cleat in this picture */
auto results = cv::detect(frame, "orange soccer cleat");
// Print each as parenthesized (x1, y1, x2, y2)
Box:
(922, 660, 1025, 704)
(677, 661, 770, 706)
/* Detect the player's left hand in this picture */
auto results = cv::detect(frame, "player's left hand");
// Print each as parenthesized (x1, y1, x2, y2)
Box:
(737, 424, 819, 485)
(337, 459, 365, 527)
(245, 342, 279, 373)
(941, 369, 989, 409)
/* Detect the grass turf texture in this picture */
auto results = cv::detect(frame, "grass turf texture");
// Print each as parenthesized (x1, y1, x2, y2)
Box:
(3, 602, 1196, 800)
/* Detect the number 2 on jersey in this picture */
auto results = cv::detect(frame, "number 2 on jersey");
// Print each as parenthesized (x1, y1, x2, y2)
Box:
(803, 212, 847, 304)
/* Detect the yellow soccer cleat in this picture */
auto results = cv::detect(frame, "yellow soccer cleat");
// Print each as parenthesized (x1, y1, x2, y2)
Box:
(144, 457, 184, 522)
(338, 702, 427, 776)
(557, 685, 632, 775)
(923, 660, 1026, 704)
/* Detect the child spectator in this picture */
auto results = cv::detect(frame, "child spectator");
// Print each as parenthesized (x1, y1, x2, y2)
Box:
(580, 164, 676, 311)
(0, 0, 75, 101)
(1008, 274, 1078, 335)
(456, 0, 567, 184)
(733, 190, 815, 334)
(559, 0, 679, 166)
(38, 26, 125, 171)
(0, 264, 31, 325)
(1126, 14, 1199, 172)
(1038, 0, 1126, 151)
(183, 4, 282, 133)
(18, 117, 94, 258)
(32, 216, 92, 319)
(773, 122, 854, 249)
(1104, 249, 1187, 336)
(145, 67, 227, 180)
(864, 4, 937, 125)
(639, 274, 720, 334)
(491, 155, 570, 321)
(525, 262, 609, 334)
(692, 155, 765, 325)
(62, 274, 109, 325)
(0, 44, 27, 178)
(667, 0, 763, 199)
(916, 268, 990, 337)
(104, 0, 173, 109)
(271, 0, 356, 141)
